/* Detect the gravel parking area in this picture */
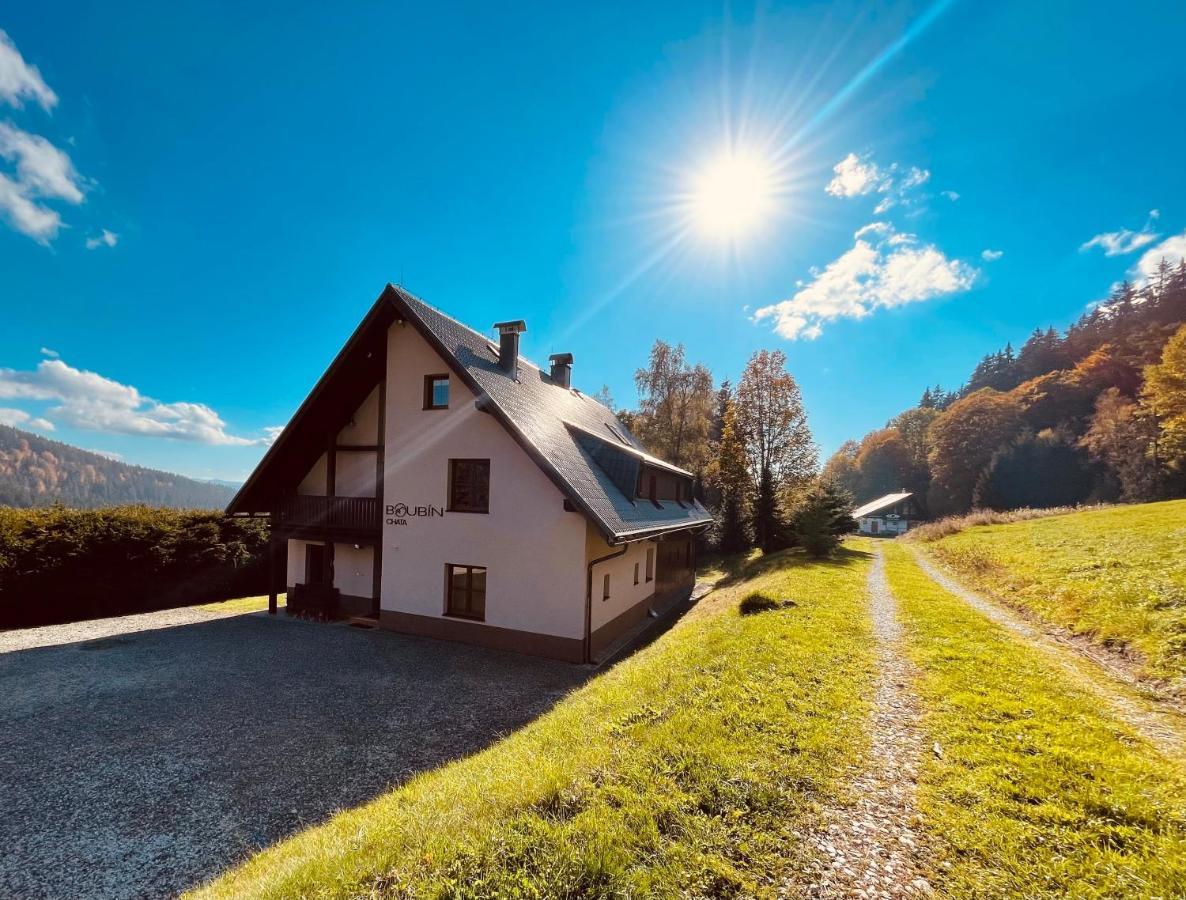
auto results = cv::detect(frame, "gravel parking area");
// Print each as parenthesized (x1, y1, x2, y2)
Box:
(0, 609, 589, 899)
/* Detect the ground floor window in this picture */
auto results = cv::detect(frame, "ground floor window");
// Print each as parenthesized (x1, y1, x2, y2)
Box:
(446, 564, 486, 620)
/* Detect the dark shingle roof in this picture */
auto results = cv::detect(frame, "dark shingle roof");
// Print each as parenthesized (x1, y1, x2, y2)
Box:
(393, 287, 712, 541)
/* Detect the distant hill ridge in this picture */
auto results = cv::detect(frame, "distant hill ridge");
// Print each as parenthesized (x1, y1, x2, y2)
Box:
(0, 424, 237, 509)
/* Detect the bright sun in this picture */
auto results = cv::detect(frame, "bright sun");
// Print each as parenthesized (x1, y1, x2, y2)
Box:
(689, 149, 776, 240)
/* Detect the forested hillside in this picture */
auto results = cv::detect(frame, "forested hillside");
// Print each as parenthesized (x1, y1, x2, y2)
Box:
(0, 425, 236, 509)
(824, 260, 1186, 515)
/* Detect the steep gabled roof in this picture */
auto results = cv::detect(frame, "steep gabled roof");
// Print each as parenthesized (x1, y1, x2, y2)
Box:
(228, 284, 713, 543)
(852, 492, 913, 518)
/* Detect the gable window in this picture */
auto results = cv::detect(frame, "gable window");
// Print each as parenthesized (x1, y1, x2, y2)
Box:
(448, 459, 490, 513)
(446, 564, 486, 620)
(603, 573, 611, 601)
(424, 374, 450, 410)
(645, 548, 654, 583)
(634, 562, 640, 585)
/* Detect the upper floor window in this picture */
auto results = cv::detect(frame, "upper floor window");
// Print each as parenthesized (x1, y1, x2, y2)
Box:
(448, 459, 490, 513)
(603, 573, 611, 601)
(645, 547, 654, 583)
(424, 374, 450, 410)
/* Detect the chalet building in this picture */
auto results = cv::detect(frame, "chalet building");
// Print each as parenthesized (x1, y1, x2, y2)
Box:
(853, 492, 923, 536)
(228, 285, 712, 663)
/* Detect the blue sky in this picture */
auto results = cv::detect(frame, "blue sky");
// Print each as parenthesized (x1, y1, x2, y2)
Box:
(2, 0, 1185, 482)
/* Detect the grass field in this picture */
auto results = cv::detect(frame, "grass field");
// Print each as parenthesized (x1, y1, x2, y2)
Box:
(916, 500, 1186, 693)
(882, 542, 1186, 897)
(197, 594, 286, 615)
(191, 545, 877, 899)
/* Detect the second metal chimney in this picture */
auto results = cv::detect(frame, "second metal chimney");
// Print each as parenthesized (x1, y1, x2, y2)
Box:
(549, 352, 573, 388)
(493, 320, 527, 374)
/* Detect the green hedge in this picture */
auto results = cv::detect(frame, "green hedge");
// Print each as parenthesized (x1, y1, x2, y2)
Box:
(0, 505, 271, 628)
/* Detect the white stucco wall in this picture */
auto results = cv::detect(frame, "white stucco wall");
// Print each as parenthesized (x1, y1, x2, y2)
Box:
(338, 384, 380, 445)
(379, 321, 588, 639)
(586, 528, 658, 632)
(333, 543, 374, 597)
(335, 450, 377, 498)
(297, 453, 328, 495)
(286, 539, 323, 586)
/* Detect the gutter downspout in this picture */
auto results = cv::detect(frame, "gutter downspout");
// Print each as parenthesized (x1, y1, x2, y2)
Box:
(584, 543, 629, 664)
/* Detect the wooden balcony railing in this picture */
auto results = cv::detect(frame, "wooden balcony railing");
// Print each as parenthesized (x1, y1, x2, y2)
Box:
(276, 495, 380, 532)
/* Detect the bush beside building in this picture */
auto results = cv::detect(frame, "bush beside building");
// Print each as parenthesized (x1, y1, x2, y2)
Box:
(0, 506, 270, 628)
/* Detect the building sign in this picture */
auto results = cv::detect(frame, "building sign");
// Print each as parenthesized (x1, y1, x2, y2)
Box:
(385, 503, 444, 526)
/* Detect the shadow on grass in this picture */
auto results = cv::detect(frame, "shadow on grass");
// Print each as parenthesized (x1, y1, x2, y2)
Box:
(706, 543, 872, 593)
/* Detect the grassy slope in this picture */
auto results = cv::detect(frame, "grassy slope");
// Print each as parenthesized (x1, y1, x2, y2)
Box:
(197, 594, 287, 615)
(921, 500, 1186, 691)
(191, 544, 876, 899)
(883, 543, 1186, 897)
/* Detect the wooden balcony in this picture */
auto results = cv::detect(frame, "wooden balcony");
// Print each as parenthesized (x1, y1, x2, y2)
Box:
(275, 495, 380, 534)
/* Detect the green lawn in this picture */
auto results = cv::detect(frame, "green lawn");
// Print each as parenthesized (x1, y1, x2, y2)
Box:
(917, 500, 1186, 693)
(883, 542, 1186, 898)
(190, 543, 877, 899)
(197, 594, 286, 615)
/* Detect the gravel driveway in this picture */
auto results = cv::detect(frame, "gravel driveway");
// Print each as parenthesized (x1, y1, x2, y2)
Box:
(0, 608, 589, 899)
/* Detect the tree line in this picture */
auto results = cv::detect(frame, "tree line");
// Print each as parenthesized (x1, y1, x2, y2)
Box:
(822, 259, 1186, 516)
(0, 424, 237, 509)
(607, 343, 852, 557)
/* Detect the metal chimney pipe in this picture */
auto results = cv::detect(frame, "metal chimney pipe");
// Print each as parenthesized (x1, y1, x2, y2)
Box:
(493, 320, 527, 373)
(549, 352, 573, 389)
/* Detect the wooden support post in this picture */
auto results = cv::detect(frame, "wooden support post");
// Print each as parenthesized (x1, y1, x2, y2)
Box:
(268, 530, 279, 615)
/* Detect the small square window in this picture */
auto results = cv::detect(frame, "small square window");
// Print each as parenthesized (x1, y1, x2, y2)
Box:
(424, 374, 449, 410)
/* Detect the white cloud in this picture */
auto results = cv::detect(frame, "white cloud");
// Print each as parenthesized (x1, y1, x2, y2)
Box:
(981, 248, 1003, 261)
(0, 121, 86, 243)
(85, 228, 118, 250)
(263, 425, 285, 444)
(826, 153, 889, 198)
(0, 30, 57, 112)
(1131, 228, 1186, 285)
(1080, 210, 1161, 257)
(826, 152, 933, 214)
(0, 358, 272, 445)
(0, 406, 54, 431)
(941, 190, 960, 202)
(753, 222, 977, 340)
(39, 346, 58, 357)
(84, 448, 123, 460)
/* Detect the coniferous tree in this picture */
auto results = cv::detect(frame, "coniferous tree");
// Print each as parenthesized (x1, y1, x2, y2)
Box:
(792, 481, 856, 558)
(712, 398, 752, 554)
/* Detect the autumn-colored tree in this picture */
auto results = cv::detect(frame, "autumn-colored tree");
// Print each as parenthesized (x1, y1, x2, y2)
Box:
(736, 350, 817, 551)
(856, 429, 915, 500)
(632, 341, 715, 476)
(1143, 322, 1186, 468)
(1079, 388, 1161, 500)
(927, 389, 1025, 514)
(821, 440, 861, 498)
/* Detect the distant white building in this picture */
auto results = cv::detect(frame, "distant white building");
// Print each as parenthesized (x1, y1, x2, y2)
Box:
(853, 492, 923, 536)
